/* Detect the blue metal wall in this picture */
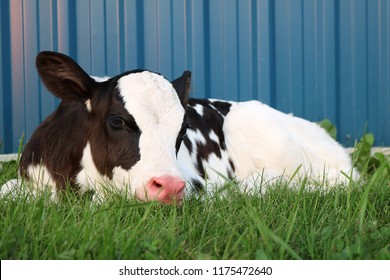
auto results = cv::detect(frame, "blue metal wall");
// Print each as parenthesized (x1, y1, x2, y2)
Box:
(1, 0, 389, 153)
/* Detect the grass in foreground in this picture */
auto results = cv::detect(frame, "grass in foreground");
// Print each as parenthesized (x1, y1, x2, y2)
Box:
(0, 160, 389, 260)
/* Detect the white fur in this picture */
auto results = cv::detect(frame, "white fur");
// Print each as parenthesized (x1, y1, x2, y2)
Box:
(85, 99, 92, 112)
(0, 179, 23, 198)
(177, 128, 210, 189)
(187, 129, 207, 145)
(27, 165, 57, 194)
(222, 100, 358, 190)
(177, 142, 205, 191)
(91, 76, 110, 82)
(200, 130, 233, 186)
(117, 71, 185, 198)
(193, 103, 204, 116)
(208, 130, 220, 144)
(76, 142, 113, 200)
(0, 165, 59, 201)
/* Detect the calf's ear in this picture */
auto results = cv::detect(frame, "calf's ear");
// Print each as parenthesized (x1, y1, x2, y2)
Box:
(172, 71, 191, 108)
(36, 51, 95, 101)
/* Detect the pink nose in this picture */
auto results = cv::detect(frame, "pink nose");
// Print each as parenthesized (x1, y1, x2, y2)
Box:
(145, 176, 186, 204)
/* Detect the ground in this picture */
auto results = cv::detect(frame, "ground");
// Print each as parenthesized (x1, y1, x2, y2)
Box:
(0, 159, 389, 260)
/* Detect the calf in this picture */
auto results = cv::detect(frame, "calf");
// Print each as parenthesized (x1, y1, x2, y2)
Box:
(17, 51, 191, 204)
(3, 51, 358, 204)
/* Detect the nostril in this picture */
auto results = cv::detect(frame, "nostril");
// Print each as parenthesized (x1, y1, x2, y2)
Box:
(151, 177, 167, 191)
(146, 176, 186, 203)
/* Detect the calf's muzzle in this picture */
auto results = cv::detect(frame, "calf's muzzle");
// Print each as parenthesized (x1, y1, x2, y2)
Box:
(137, 175, 185, 205)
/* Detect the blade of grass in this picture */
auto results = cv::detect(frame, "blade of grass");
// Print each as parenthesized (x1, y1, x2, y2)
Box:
(357, 164, 385, 256)
(279, 178, 307, 259)
(244, 196, 302, 260)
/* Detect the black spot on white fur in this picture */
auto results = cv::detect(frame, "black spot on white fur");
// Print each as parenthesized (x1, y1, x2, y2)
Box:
(183, 99, 235, 183)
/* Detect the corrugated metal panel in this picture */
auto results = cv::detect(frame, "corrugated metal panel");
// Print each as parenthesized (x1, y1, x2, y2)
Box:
(1, 0, 389, 153)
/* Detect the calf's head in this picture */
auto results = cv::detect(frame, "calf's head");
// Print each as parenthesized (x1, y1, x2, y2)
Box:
(20, 51, 191, 204)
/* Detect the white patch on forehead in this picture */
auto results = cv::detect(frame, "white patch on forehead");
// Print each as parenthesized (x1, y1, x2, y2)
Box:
(119, 71, 171, 90)
(117, 71, 184, 128)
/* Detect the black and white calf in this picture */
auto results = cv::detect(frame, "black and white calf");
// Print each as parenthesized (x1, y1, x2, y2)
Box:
(2, 51, 358, 204)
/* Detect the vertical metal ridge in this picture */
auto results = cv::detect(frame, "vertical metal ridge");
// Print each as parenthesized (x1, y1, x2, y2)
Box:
(250, 0, 258, 101)
(334, 0, 341, 141)
(1, 0, 13, 153)
(52, 0, 58, 51)
(10, 0, 25, 152)
(203, 0, 211, 99)
(301, 0, 306, 116)
(269, 0, 276, 108)
(103, 0, 108, 74)
(118, 0, 125, 72)
(136, 0, 145, 69)
(185, 0, 192, 71)
(68, 0, 77, 58)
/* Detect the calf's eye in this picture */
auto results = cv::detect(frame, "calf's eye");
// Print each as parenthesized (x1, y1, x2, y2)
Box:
(109, 117, 125, 129)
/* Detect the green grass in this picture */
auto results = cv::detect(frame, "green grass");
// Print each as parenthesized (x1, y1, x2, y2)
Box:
(0, 160, 389, 260)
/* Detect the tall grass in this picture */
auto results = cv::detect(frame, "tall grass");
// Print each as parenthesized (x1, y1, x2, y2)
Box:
(0, 159, 389, 260)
